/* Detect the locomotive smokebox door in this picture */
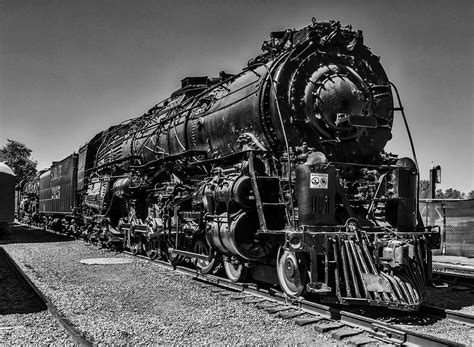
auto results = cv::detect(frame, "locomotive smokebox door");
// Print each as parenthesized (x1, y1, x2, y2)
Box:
(296, 162, 336, 226)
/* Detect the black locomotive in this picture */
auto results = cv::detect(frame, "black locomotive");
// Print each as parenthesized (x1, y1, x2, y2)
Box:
(18, 19, 439, 311)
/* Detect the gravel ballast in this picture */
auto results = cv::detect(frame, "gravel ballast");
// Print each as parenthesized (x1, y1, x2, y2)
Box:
(3, 225, 473, 345)
(0, 311, 75, 345)
(2, 227, 335, 344)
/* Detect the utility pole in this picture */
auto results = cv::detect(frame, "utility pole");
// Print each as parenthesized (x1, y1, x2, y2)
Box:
(429, 162, 441, 199)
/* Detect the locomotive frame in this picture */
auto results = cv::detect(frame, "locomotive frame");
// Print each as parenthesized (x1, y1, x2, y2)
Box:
(17, 19, 440, 311)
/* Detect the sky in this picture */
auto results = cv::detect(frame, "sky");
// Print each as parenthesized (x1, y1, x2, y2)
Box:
(0, 0, 472, 193)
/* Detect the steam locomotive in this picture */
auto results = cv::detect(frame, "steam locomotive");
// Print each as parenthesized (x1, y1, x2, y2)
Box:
(18, 19, 439, 311)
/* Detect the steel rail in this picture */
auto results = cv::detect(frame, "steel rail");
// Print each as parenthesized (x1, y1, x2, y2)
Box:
(122, 251, 469, 346)
(194, 271, 470, 345)
(18, 224, 472, 345)
(433, 264, 474, 280)
(0, 247, 93, 347)
(432, 265, 474, 291)
(419, 305, 474, 327)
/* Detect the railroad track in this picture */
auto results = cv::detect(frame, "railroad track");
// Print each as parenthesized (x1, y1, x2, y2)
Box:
(0, 246, 93, 346)
(124, 251, 473, 346)
(13, 224, 474, 345)
(419, 305, 474, 327)
(432, 263, 474, 290)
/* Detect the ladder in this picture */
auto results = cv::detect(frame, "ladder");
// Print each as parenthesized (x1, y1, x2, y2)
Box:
(247, 152, 287, 232)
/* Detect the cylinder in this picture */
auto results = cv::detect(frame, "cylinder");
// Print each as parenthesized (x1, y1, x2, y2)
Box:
(206, 211, 264, 260)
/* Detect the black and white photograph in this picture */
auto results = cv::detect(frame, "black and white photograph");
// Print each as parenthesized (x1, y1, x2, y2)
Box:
(0, 0, 473, 345)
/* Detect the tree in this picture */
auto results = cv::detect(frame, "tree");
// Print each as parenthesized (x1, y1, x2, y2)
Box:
(419, 180, 431, 199)
(435, 188, 444, 199)
(441, 188, 466, 199)
(435, 188, 466, 199)
(419, 179, 472, 200)
(0, 139, 37, 184)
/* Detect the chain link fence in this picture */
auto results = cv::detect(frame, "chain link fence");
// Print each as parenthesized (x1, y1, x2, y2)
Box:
(420, 199, 474, 257)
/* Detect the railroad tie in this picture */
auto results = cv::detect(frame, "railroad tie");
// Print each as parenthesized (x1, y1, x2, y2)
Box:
(229, 295, 248, 300)
(255, 302, 279, 309)
(314, 322, 343, 333)
(344, 336, 379, 346)
(211, 288, 224, 293)
(294, 317, 325, 326)
(331, 328, 363, 340)
(278, 311, 304, 319)
(242, 298, 267, 305)
(266, 306, 290, 314)
(217, 291, 231, 296)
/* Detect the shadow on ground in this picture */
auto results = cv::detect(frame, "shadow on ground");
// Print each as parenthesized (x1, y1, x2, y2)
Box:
(0, 248, 47, 315)
(0, 224, 73, 244)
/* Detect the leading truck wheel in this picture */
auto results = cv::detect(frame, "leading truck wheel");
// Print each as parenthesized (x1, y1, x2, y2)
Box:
(276, 247, 308, 297)
(223, 259, 248, 283)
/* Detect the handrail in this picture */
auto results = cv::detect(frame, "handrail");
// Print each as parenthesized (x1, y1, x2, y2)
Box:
(389, 82, 419, 170)
(390, 81, 420, 225)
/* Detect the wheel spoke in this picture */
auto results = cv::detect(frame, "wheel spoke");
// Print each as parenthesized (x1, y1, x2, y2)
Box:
(223, 259, 247, 283)
(194, 239, 216, 274)
(276, 247, 308, 296)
